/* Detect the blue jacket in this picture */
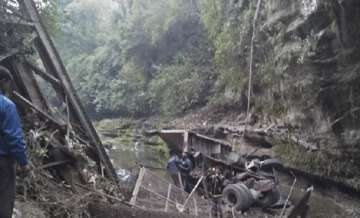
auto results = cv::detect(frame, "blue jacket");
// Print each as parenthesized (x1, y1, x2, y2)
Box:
(0, 92, 28, 166)
(167, 155, 180, 174)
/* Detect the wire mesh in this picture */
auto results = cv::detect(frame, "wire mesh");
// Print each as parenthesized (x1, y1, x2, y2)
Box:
(131, 168, 213, 217)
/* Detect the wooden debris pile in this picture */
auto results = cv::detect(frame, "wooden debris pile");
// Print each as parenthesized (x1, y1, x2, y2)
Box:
(15, 124, 123, 217)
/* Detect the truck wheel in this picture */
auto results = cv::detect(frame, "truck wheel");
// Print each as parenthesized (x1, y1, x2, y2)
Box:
(222, 183, 254, 211)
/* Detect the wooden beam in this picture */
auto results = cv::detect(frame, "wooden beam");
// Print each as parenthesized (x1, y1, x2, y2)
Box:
(130, 167, 146, 206)
(0, 15, 35, 27)
(11, 58, 50, 111)
(164, 184, 171, 212)
(21, 0, 120, 186)
(13, 91, 66, 128)
(0, 49, 19, 62)
(33, 37, 68, 107)
(26, 60, 62, 88)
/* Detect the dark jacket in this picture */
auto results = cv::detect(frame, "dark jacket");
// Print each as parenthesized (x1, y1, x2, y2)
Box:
(0, 92, 28, 166)
(178, 156, 193, 174)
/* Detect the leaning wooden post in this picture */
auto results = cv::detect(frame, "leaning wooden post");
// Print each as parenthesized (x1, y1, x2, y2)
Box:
(165, 184, 172, 212)
(130, 167, 146, 206)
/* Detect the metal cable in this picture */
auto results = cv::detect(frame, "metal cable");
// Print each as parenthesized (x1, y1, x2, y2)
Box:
(244, 0, 262, 134)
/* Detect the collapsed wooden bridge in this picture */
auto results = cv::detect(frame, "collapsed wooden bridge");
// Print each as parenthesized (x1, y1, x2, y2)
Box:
(0, 0, 119, 188)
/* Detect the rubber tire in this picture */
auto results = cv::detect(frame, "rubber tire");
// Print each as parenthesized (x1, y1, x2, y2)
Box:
(222, 184, 242, 207)
(234, 183, 254, 211)
(222, 183, 254, 211)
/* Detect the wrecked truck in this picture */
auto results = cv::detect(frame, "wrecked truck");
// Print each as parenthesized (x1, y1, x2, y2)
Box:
(130, 129, 313, 217)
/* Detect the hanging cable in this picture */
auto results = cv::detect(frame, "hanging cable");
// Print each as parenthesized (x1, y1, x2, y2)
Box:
(244, 0, 262, 134)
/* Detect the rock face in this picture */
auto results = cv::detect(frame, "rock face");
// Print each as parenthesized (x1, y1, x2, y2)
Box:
(245, 0, 360, 188)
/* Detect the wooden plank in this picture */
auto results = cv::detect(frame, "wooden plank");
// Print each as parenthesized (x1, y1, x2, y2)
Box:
(130, 167, 146, 206)
(192, 197, 198, 216)
(21, 0, 119, 186)
(184, 131, 189, 151)
(26, 60, 62, 88)
(165, 184, 172, 212)
(179, 176, 204, 211)
(13, 91, 66, 127)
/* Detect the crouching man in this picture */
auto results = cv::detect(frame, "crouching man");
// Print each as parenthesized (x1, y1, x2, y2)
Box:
(0, 66, 30, 218)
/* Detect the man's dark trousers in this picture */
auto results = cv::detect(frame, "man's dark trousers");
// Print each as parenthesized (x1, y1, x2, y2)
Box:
(0, 156, 15, 218)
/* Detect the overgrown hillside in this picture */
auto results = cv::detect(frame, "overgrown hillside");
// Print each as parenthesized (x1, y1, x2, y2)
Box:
(51, 0, 360, 189)
(51, 0, 215, 117)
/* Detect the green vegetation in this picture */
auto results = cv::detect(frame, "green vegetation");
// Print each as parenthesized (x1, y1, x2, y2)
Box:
(50, 0, 263, 117)
(275, 141, 360, 190)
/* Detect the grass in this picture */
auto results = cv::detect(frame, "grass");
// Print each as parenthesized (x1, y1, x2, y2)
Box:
(274, 140, 360, 190)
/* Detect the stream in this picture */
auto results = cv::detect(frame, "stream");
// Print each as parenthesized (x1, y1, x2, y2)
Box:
(94, 119, 169, 182)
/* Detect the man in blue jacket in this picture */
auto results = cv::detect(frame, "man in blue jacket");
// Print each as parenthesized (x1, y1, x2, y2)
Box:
(166, 150, 180, 186)
(178, 151, 194, 193)
(0, 66, 29, 218)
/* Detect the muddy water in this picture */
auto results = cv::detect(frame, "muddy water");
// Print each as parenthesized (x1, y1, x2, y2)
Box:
(94, 119, 360, 217)
(94, 119, 169, 181)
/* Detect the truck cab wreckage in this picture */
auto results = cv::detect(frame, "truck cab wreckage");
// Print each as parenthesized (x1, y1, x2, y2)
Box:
(1, 1, 312, 217)
(137, 129, 313, 217)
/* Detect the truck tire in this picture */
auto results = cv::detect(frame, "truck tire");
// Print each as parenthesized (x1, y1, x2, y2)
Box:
(234, 183, 254, 210)
(222, 183, 254, 211)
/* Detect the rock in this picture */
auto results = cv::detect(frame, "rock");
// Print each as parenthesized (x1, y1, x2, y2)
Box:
(13, 201, 46, 218)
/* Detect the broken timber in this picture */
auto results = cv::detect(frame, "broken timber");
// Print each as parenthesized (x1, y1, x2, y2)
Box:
(0, 0, 119, 187)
